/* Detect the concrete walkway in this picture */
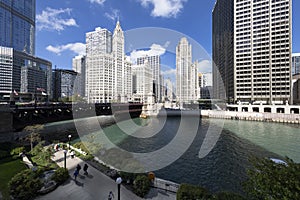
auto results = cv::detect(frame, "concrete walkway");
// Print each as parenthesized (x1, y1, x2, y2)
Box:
(36, 150, 176, 200)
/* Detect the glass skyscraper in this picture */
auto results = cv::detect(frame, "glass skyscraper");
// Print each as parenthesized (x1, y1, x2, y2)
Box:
(0, 0, 35, 55)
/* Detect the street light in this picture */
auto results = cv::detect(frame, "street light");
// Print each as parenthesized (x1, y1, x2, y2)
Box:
(68, 135, 72, 151)
(116, 177, 122, 200)
(63, 150, 67, 169)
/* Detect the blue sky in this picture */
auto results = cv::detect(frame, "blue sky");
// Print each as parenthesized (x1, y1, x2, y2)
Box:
(36, 0, 300, 73)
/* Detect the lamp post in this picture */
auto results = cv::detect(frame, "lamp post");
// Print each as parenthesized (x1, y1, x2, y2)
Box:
(68, 135, 71, 151)
(116, 177, 122, 200)
(63, 149, 67, 169)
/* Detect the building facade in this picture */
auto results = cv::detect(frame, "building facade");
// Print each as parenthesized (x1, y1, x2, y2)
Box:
(164, 78, 174, 102)
(292, 53, 300, 75)
(0, 0, 35, 55)
(176, 37, 198, 106)
(86, 22, 132, 103)
(52, 69, 78, 101)
(212, 0, 234, 102)
(0, 46, 52, 101)
(72, 55, 86, 97)
(137, 55, 161, 102)
(132, 63, 152, 103)
(213, 0, 292, 104)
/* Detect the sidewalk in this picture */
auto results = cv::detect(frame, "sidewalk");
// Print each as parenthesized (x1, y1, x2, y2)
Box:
(36, 150, 176, 200)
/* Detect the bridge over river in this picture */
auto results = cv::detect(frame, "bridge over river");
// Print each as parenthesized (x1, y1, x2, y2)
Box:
(0, 103, 143, 133)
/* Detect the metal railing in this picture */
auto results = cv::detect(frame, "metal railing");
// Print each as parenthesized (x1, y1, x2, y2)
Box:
(152, 178, 180, 193)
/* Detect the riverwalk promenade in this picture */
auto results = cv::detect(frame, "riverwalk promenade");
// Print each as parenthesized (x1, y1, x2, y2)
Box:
(36, 150, 176, 200)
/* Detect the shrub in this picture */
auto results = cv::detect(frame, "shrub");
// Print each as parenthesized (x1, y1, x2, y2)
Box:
(119, 171, 136, 184)
(52, 167, 70, 184)
(177, 183, 212, 200)
(214, 191, 246, 200)
(10, 146, 25, 156)
(133, 175, 151, 197)
(30, 142, 44, 156)
(8, 169, 43, 200)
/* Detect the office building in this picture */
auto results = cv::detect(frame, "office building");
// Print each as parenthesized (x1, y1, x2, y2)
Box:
(137, 55, 161, 102)
(0, 0, 35, 55)
(132, 62, 152, 103)
(0, 46, 52, 101)
(212, 0, 234, 102)
(52, 69, 78, 100)
(0, 0, 52, 102)
(213, 0, 292, 104)
(292, 53, 300, 75)
(86, 21, 132, 103)
(86, 27, 114, 103)
(176, 37, 198, 105)
(72, 55, 86, 97)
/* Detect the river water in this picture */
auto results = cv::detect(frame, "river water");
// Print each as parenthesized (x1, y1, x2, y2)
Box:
(45, 116, 300, 194)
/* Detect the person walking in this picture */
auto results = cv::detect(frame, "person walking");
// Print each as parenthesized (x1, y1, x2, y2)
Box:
(73, 169, 79, 181)
(76, 164, 81, 174)
(83, 163, 89, 175)
(108, 191, 114, 200)
(70, 150, 75, 159)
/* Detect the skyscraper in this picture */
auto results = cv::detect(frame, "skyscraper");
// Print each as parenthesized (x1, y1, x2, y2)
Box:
(213, 0, 292, 104)
(176, 37, 197, 106)
(212, 0, 234, 102)
(0, 0, 36, 55)
(72, 55, 86, 97)
(137, 55, 161, 102)
(113, 21, 125, 102)
(0, 0, 52, 102)
(86, 22, 132, 103)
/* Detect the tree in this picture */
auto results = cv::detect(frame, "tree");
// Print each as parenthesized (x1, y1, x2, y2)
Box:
(243, 157, 300, 200)
(133, 175, 151, 197)
(23, 124, 43, 151)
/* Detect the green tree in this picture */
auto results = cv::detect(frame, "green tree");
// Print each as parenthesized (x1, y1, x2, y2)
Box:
(243, 157, 300, 200)
(23, 124, 43, 151)
(133, 175, 151, 197)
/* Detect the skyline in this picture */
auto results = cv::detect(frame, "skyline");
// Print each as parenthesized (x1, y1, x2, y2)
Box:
(36, 0, 300, 73)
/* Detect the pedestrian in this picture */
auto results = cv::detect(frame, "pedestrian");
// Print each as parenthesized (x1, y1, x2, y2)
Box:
(76, 164, 81, 173)
(108, 191, 114, 200)
(73, 169, 79, 181)
(83, 163, 89, 175)
(70, 150, 75, 159)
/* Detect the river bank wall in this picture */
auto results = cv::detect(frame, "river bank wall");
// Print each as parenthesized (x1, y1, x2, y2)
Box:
(201, 110, 300, 124)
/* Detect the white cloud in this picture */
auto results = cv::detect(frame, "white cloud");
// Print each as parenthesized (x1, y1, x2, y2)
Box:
(161, 68, 176, 76)
(37, 7, 78, 32)
(88, 0, 106, 5)
(138, 0, 187, 18)
(130, 44, 166, 63)
(197, 60, 212, 73)
(46, 43, 86, 56)
(104, 9, 120, 22)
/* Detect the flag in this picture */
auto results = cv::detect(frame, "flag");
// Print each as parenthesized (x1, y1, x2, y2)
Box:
(36, 87, 45, 92)
(42, 92, 47, 96)
(14, 90, 18, 96)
